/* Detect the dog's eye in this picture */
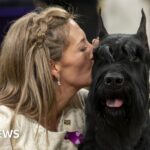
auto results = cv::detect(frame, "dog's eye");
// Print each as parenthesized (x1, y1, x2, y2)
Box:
(122, 46, 128, 56)
(123, 45, 143, 62)
(130, 52, 143, 62)
(131, 56, 140, 62)
(132, 48, 143, 62)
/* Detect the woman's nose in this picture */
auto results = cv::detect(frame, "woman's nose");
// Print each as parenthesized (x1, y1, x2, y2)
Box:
(88, 43, 94, 59)
(90, 38, 99, 59)
(92, 37, 99, 49)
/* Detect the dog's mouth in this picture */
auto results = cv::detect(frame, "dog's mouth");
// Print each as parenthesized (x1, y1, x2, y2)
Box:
(105, 98, 124, 108)
(101, 94, 126, 117)
(100, 89, 126, 109)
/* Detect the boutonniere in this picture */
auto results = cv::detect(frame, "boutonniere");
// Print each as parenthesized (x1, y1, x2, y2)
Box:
(64, 131, 84, 145)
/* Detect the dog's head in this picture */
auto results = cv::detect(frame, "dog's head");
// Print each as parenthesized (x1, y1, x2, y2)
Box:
(90, 10, 150, 123)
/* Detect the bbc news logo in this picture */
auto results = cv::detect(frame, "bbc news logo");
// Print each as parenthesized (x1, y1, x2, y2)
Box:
(0, 130, 19, 139)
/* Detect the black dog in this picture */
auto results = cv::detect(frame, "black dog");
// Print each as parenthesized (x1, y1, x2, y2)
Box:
(79, 10, 150, 150)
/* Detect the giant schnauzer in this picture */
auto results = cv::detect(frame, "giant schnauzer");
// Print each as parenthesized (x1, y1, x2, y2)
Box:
(79, 10, 150, 150)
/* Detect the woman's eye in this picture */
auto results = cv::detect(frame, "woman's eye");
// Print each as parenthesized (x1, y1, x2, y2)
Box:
(80, 47, 87, 52)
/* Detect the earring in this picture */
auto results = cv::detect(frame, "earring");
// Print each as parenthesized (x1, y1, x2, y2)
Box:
(57, 76, 61, 86)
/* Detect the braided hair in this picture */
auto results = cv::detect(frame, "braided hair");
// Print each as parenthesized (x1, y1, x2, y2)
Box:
(0, 6, 74, 122)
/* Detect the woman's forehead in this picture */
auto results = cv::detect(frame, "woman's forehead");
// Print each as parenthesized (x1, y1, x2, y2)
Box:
(67, 19, 86, 44)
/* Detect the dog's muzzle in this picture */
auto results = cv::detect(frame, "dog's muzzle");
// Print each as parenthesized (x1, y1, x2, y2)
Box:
(102, 72, 125, 108)
(104, 72, 124, 89)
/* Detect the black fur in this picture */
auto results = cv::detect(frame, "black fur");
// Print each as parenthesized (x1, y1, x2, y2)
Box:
(79, 10, 150, 150)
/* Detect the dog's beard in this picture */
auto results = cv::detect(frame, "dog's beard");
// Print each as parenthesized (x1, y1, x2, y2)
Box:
(93, 78, 146, 129)
(91, 78, 147, 143)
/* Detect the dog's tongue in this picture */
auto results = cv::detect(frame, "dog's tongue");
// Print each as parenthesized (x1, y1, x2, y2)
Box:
(106, 99, 123, 108)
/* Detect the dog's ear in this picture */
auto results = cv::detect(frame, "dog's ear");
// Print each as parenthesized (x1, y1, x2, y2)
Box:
(136, 9, 149, 50)
(98, 8, 108, 40)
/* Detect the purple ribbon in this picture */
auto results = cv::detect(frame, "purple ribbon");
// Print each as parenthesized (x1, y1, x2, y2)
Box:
(64, 131, 84, 145)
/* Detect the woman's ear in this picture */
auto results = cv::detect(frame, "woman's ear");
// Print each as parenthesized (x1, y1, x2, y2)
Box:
(49, 60, 61, 79)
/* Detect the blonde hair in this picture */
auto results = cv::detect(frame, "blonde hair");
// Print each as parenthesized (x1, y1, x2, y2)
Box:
(0, 7, 74, 123)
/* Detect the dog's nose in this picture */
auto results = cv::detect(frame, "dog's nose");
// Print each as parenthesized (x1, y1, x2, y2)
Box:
(104, 72, 124, 88)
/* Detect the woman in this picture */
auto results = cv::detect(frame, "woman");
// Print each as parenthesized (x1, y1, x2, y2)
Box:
(0, 6, 98, 150)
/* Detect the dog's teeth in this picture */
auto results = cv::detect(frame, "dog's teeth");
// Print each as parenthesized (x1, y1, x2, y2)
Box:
(106, 99, 123, 108)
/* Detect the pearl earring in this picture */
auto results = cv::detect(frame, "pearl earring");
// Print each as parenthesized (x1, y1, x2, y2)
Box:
(57, 76, 61, 86)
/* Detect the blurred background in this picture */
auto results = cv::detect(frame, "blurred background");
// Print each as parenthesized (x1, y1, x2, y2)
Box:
(0, 0, 98, 44)
(0, 0, 150, 45)
(100, 0, 150, 47)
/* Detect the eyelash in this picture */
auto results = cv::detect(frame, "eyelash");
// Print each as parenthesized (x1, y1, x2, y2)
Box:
(80, 47, 87, 52)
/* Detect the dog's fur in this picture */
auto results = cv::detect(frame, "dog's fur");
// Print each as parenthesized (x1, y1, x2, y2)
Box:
(79, 10, 150, 150)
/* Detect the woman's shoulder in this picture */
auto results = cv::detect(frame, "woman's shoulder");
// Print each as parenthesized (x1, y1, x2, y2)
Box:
(0, 105, 34, 131)
(77, 88, 89, 99)
(0, 105, 67, 149)
(0, 105, 14, 129)
(69, 88, 89, 109)
(0, 105, 13, 115)
(77, 88, 89, 106)
(0, 105, 14, 150)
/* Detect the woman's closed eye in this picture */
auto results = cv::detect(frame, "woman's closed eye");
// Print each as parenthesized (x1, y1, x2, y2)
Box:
(80, 47, 87, 52)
